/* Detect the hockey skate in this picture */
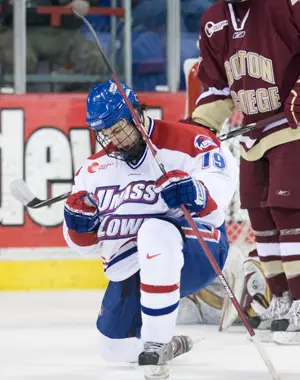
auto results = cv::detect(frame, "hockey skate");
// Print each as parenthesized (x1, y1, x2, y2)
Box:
(272, 300, 300, 344)
(246, 291, 291, 342)
(138, 335, 193, 380)
(247, 291, 291, 330)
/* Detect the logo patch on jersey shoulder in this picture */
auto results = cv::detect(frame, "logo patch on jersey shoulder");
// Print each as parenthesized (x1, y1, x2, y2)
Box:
(194, 134, 218, 151)
(87, 162, 114, 174)
(205, 20, 228, 38)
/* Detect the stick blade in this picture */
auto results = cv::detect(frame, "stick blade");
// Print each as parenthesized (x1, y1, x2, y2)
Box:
(10, 179, 36, 206)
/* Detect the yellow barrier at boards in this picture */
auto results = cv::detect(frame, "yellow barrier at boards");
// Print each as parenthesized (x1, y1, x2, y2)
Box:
(0, 259, 108, 291)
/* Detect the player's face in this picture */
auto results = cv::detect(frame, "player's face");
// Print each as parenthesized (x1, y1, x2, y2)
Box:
(101, 118, 140, 150)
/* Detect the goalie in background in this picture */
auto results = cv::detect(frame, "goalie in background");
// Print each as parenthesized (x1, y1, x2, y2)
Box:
(177, 247, 273, 331)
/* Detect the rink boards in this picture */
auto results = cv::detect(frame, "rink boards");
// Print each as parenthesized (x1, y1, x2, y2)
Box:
(0, 248, 108, 290)
(0, 93, 185, 290)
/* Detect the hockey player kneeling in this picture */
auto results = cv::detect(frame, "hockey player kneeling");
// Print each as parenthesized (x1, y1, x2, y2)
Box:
(63, 80, 238, 379)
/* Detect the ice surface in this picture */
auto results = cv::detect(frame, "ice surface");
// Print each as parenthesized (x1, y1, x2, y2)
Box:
(0, 291, 299, 380)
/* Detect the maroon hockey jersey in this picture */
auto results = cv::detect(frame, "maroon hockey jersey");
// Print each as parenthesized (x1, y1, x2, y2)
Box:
(198, 0, 300, 146)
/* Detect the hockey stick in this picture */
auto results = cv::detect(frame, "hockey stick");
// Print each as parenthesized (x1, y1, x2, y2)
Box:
(10, 179, 71, 208)
(218, 112, 286, 141)
(10, 111, 286, 210)
(9, 110, 285, 210)
(74, 10, 280, 380)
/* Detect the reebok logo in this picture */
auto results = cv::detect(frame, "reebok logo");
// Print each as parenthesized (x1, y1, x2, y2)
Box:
(233, 31, 246, 39)
(146, 253, 161, 260)
(276, 190, 290, 196)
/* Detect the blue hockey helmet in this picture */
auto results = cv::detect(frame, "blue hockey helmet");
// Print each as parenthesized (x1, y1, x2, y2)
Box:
(86, 80, 146, 163)
(86, 80, 141, 131)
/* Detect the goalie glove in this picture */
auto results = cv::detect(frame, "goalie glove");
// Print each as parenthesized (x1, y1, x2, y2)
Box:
(64, 190, 100, 234)
(154, 170, 208, 212)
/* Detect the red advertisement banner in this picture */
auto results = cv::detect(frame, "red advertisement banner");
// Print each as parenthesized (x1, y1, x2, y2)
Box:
(0, 92, 186, 248)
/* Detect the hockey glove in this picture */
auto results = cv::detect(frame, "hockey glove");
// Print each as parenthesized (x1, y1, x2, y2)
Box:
(154, 170, 208, 212)
(64, 190, 100, 233)
(284, 78, 300, 129)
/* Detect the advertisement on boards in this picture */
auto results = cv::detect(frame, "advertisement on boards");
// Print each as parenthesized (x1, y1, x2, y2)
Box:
(0, 93, 185, 249)
(0, 92, 186, 290)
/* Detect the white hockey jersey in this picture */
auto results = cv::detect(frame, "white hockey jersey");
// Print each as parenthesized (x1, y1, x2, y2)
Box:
(63, 118, 238, 281)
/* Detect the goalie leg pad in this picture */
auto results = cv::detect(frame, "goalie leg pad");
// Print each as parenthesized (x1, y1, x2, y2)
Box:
(241, 254, 272, 318)
(219, 250, 273, 332)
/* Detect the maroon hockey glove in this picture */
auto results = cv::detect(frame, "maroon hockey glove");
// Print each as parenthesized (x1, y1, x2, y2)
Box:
(284, 79, 300, 129)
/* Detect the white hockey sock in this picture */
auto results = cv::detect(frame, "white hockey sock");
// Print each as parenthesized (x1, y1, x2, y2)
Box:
(137, 218, 184, 344)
